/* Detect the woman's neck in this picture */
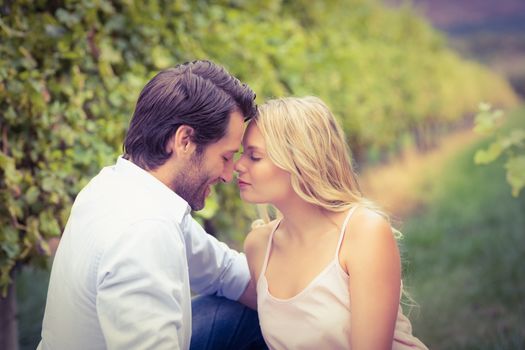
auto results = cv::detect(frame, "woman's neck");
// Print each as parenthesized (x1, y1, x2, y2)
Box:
(274, 196, 339, 243)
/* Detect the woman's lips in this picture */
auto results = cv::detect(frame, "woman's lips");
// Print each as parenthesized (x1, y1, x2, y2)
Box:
(237, 179, 250, 189)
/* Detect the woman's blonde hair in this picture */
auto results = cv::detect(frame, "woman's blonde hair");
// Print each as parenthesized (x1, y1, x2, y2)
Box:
(252, 96, 414, 307)
(255, 96, 373, 215)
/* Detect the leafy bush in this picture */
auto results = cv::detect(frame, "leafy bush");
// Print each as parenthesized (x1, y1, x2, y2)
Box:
(474, 103, 525, 197)
(0, 0, 519, 295)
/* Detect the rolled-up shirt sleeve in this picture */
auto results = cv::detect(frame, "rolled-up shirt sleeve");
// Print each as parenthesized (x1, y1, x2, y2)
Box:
(96, 219, 188, 350)
(182, 216, 250, 300)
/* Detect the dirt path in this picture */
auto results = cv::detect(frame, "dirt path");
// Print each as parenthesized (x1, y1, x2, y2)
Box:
(359, 128, 481, 220)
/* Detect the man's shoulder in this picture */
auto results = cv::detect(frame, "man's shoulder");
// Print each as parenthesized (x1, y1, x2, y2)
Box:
(79, 167, 186, 222)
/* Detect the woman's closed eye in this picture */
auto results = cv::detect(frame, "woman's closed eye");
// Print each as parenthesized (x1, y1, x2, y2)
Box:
(240, 151, 262, 162)
(247, 151, 263, 161)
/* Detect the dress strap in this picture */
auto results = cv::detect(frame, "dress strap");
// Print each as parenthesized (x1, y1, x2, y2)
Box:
(335, 205, 359, 257)
(258, 219, 282, 280)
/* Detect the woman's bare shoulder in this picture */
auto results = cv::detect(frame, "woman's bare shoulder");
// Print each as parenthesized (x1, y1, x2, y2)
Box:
(339, 206, 399, 276)
(340, 206, 397, 268)
(244, 220, 277, 254)
(347, 206, 393, 239)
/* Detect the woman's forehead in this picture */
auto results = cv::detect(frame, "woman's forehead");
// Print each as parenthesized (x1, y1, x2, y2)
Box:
(243, 122, 264, 145)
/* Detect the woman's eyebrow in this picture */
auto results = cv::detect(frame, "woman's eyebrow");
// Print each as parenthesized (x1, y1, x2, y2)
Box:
(244, 145, 264, 151)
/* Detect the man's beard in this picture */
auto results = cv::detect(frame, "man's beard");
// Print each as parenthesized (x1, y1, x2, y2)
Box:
(173, 153, 211, 211)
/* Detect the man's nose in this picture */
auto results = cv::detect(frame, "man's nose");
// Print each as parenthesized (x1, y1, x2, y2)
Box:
(221, 162, 235, 183)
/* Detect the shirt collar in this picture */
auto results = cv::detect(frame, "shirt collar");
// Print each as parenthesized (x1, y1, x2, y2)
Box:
(114, 156, 191, 223)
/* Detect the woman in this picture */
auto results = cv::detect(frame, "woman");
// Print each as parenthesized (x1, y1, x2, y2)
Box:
(235, 96, 428, 349)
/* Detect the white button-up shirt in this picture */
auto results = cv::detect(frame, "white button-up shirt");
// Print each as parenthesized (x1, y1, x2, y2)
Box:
(38, 157, 250, 350)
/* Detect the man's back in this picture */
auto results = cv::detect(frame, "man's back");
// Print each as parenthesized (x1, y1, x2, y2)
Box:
(39, 159, 192, 349)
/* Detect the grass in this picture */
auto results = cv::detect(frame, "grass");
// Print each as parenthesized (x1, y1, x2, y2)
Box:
(360, 125, 481, 218)
(400, 108, 525, 349)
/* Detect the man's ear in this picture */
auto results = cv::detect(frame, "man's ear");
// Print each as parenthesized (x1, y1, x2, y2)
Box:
(168, 125, 197, 157)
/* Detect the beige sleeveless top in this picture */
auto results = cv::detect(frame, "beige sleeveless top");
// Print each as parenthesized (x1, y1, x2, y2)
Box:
(256, 207, 428, 350)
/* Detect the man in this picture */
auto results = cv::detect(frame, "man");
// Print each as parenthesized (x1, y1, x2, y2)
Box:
(38, 60, 264, 350)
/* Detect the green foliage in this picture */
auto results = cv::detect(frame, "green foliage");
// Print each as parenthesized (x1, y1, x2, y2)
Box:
(474, 104, 525, 196)
(0, 0, 520, 294)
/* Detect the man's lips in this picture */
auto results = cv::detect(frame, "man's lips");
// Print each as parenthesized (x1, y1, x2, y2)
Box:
(205, 180, 219, 197)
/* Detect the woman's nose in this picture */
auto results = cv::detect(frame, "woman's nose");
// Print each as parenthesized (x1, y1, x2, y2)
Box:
(234, 157, 245, 173)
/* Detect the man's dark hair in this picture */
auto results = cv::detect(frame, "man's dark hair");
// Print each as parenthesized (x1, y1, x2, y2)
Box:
(123, 60, 257, 170)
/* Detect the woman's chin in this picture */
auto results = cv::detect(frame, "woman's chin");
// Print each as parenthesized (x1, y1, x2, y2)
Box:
(239, 194, 254, 203)
(239, 193, 261, 204)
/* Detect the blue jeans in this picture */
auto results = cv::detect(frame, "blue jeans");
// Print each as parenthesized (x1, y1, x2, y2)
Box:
(190, 295, 267, 350)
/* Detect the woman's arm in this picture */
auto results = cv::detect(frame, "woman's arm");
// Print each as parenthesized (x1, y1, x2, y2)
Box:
(238, 273, 258, 310)
(342, 208, 401, 350)
(240, 224, 274, 309)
